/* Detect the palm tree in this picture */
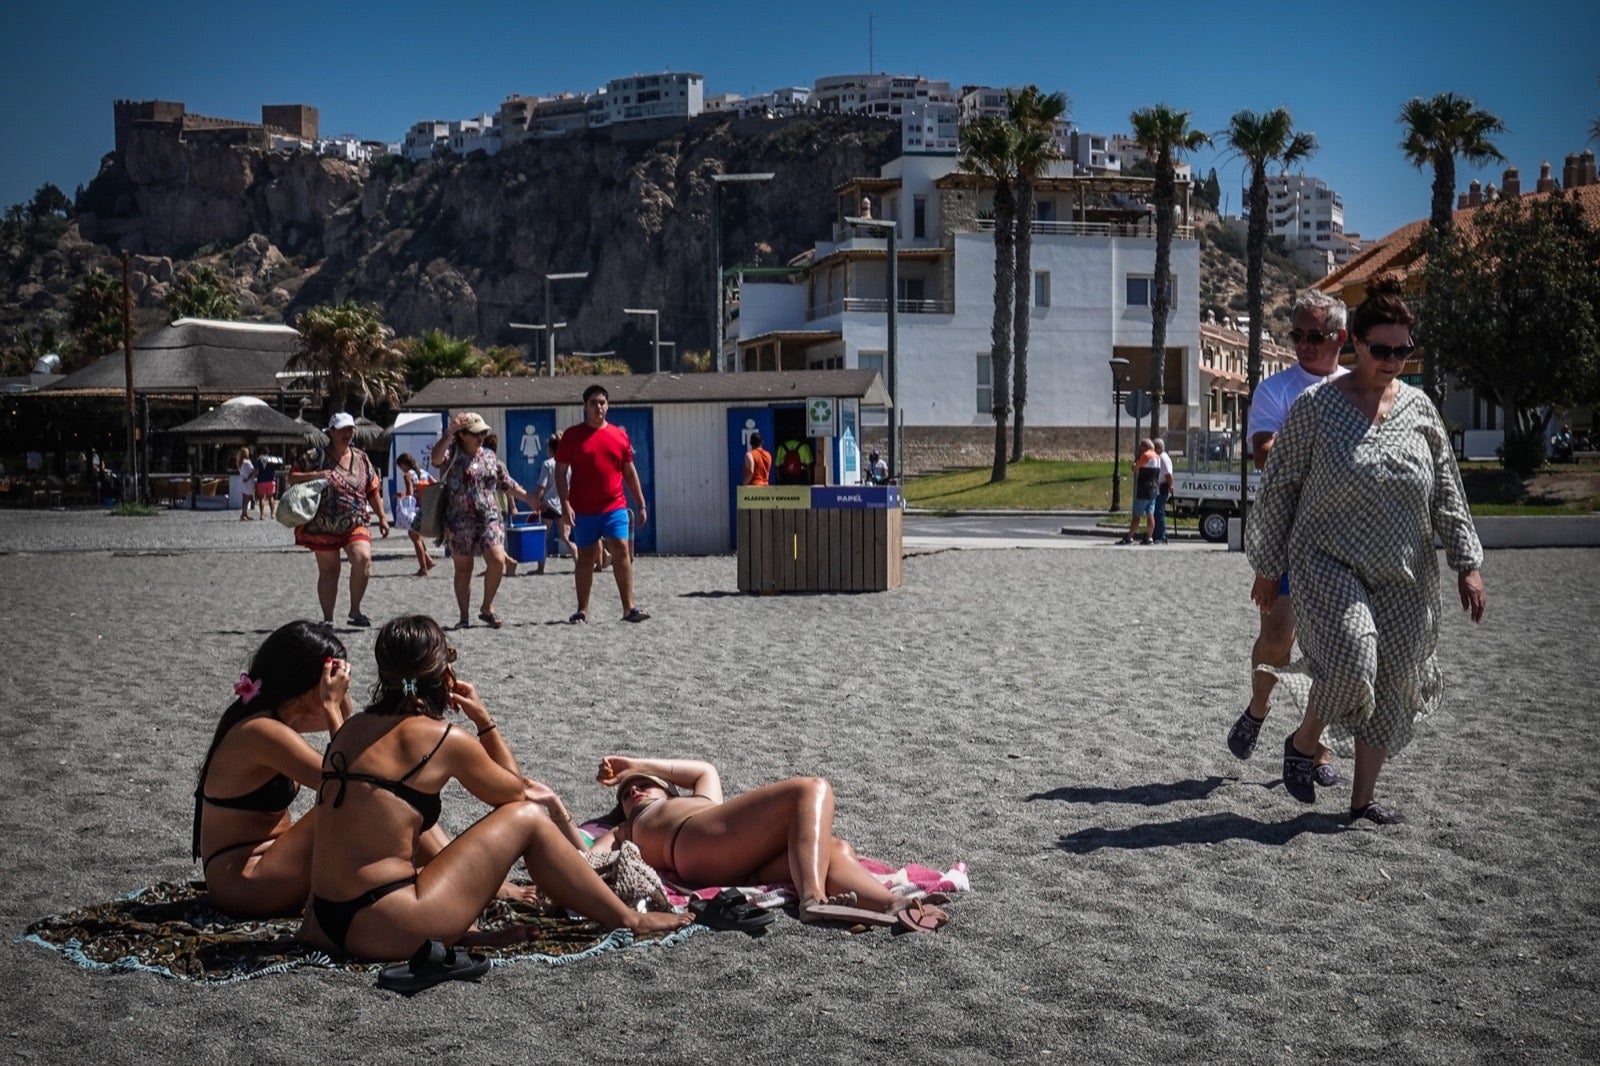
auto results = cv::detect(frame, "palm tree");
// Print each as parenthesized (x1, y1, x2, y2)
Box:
(165, 265, 240, 323)
(1130, 105, 1210, 439)
(400, 329, 482, 392)
(1398, 92, 1506, 404)
(960, 115, 1021, 482)
(1008, 86, 1069, 462)
(289, 300, 406, 422)
(67, 269, 125, 368)
(1223, 108, 1317, 519)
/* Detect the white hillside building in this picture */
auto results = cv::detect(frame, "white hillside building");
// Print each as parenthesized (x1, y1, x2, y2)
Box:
(1258, 173, 1361, 274)
(730, 153, 1202, 470)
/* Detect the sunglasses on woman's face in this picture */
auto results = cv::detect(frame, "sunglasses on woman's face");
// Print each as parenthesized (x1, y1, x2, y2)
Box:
(1366, 343, 1416, 361)
(1288, 328, 1338, 345)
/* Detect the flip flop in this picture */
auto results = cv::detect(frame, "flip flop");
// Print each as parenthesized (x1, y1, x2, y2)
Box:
(690, 888, 776, 934)
(895, 899, 949, 934)
(376, 939, 490, 994)
(799, 901, 899, 928)
(622, 607, 650, 623)
(477, 610, 504, 629)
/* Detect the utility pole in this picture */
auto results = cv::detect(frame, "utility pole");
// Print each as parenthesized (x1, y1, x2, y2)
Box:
(121, 251, 137, 503)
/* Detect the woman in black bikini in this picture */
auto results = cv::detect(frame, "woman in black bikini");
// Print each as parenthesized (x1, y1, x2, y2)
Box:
(590, 756, 949, 931)
(300, 615, 690, 959)
(194, 621, 351, 919)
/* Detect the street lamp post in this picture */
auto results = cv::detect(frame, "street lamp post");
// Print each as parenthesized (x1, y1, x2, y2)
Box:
(711, 172, 774, 372)
(1109, 357, 1130, 513)
(843, 215, 899, 481)
(541, 271, 588, 376)
(623, 308, 661, 372)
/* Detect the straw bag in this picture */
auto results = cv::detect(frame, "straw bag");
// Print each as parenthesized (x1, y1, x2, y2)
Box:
(584, 841, 673, 911)
(416, 482, 447, 539)
(275, 478, 327, 528)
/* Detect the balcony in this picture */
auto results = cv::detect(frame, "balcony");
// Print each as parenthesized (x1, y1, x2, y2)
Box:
(807, 296, 955, 321)
(975, 217, 1193, 239)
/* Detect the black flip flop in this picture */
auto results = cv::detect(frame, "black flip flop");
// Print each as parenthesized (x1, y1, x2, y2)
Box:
(376, 939, 490, 994)
(690, 888, 776, 934)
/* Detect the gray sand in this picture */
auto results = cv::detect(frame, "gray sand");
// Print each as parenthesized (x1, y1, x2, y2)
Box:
(0, 509, 1596, 1064)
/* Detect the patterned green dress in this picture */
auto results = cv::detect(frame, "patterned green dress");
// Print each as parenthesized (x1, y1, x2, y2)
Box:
(1245, 381, 1483, 752)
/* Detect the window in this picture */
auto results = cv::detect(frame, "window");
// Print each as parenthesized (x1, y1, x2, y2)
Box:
(976, 354, 992, 415)
(1126, 276, 1175, 307)
(913, 196, 926, 239)
(1034, 271, 1051, 308)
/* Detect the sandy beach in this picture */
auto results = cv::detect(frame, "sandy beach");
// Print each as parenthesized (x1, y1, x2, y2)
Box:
(0, 508, 1595, 1065)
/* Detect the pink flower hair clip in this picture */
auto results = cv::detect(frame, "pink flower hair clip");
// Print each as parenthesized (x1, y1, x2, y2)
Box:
(233, 672, 263, 704)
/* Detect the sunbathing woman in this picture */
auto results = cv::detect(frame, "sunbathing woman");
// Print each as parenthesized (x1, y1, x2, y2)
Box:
(591, 756, 949, 931)
(300, 616, 690, 959)
(193, 620, 352, 919)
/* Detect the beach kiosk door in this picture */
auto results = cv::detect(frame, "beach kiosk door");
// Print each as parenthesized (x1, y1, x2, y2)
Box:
(390, 411, 445, 507)
(504, 410, 557, 495)
(727, 408, 776, 548)
(606, 407, 656, 554)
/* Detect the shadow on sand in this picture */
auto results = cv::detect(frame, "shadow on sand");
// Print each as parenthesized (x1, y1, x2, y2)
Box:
(1058, 811, 1343, 853)
(1025, 776, 1230, 807)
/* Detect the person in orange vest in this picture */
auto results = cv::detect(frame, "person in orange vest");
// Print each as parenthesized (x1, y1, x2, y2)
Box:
(742, 430, 772, 486)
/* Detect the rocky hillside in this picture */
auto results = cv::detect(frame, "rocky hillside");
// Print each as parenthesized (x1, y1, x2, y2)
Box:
(1195, 217, 1320, 339)
(3, 117, 1315, 366)
(2, 115, 901, 366)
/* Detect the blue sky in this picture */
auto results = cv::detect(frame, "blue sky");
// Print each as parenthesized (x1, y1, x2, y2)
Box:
(3, 0, 1596, 239)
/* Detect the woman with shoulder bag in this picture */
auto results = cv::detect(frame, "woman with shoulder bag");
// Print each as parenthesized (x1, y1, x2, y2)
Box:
(289, 412, 390, 628)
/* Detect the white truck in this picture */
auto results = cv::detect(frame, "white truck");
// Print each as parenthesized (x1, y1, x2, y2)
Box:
(1168, 430, 1258, 543)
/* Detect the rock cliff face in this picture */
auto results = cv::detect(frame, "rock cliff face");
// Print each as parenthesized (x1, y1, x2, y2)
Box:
(45, 114, 901, 356)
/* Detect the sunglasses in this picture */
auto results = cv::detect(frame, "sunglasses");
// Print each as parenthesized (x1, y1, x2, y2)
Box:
(1366, 343, 1416, 361)
(1288, 328, 1338, 345)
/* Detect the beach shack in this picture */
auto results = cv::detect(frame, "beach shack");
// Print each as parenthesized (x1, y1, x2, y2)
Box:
(402, 370, 891, 555)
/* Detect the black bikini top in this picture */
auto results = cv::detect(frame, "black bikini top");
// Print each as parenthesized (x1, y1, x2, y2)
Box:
(193, 758, 301, 861)
(317, 723, 450, 833)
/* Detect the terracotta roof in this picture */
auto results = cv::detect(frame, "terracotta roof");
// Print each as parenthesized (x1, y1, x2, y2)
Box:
(1319, 182, 1600, 297)
(406, 369, 892, 409)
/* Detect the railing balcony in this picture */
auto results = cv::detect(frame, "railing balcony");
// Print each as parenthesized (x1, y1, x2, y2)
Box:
(807, 296, 955, 320)
(975, 217, 1193, 240)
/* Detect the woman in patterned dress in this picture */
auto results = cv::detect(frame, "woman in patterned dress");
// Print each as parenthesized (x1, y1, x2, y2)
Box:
(1246, 275, 1487, 826)
(429, 412, 539, 629)
(288, 412, 390, 628)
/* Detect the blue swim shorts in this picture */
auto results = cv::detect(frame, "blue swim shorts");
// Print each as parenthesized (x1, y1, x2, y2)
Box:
(1131, 497, 1157, 518)
(572, 507, 630, 549)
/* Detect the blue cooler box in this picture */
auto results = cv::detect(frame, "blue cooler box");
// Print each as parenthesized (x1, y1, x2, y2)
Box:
(506, 522, 546, 565)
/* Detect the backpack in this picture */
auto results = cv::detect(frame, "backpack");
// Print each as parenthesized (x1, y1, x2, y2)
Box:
(779, 444, 806, 479)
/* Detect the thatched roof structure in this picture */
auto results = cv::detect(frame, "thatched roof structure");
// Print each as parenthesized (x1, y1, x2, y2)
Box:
(166, 397, 326, 444)
(39, 319, 304, 401)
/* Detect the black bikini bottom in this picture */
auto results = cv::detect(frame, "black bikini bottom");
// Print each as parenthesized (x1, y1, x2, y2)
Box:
(311, 875, 418, 953)
(202, 839, 264, 869)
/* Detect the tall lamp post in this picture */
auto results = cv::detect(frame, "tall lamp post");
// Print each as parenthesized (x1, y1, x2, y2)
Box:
(711, 172, 774, 372)
(541, 271, 588, 376)
(843, 215, 899, 481)
(1108, 357, 1130, 513)
(623, 308, 662, 372)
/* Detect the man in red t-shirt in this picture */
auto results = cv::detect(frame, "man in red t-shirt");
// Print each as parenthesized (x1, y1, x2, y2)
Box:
(555, 384, 650, 624)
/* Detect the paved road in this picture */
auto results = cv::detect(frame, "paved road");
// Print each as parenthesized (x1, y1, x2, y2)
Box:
(904, 512, 1214, 551)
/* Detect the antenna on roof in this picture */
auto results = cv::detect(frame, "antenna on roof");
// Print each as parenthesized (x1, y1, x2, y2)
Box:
(868, 12, 875, 74)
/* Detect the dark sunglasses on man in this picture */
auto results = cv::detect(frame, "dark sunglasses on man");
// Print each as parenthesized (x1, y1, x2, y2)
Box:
(1288, 328, 1340, 344)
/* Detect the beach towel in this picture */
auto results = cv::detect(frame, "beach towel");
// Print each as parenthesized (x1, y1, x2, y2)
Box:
(20, 881, 705, 985)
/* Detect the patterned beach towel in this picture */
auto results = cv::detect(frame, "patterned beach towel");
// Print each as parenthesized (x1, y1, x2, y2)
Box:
(20, 881, 704, 985)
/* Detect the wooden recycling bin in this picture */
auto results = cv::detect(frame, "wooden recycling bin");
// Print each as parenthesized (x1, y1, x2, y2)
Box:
(736, 486, 904, 593)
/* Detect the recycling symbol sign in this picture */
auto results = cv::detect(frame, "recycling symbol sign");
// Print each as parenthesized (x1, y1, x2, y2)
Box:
(806, 397, 836, 436)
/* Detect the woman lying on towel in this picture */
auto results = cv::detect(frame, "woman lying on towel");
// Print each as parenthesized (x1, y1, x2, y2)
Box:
(299, 616, 690, 959)
(591, 756, 949, 932)
(193, 620, 352, 919)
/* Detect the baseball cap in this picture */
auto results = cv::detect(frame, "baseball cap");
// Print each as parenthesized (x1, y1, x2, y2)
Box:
(327, 412, 356, 431)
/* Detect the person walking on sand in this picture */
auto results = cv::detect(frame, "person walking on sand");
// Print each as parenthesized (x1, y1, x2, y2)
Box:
(287, 412, 390, 628)
(1225, 290, 1350, 784)
(237, 447, 256, 521)
(1246, 276, 1486, 825)
(1152, 438, 1174, 544)
(532, 433, 576, 573)
(555, 384, 649, 624)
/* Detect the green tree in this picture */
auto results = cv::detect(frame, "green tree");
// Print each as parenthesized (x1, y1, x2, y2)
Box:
(27, 183, 72, 223)
(400, 329, 482, 392)
(1130, 105, 1210, 439)
(1398, 91, 1506, 405)
(289, 301, 406, 421)
(1422, 190, 1600, 475)
(67, 270, 125, 368)
(165, 265, 240, 323)
(1007, 85, 1069, 463)
(960, 114, 1021, 482)
(1199, 168, 1222, 213)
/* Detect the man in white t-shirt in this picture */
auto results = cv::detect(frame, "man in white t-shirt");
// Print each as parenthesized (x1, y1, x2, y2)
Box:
(1152, 438, 1174, 543)
(1226, 290, 1350, 784)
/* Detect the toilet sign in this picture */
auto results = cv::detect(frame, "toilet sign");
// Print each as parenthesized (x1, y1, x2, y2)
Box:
(839, 425, 860, 484)
(807, 397, 836, 436)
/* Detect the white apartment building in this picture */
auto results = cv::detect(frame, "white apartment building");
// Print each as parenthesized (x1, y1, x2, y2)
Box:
(957, 85, 1010, 124)
(812, 74, 954, 118)
(704, 87, 812, 118)
(1258, 173, 1360, 275)
(902, 100, 958, 154)
(449, 113, 500, 156)
(730, 153, 1202, 467)
(600, 72, 704, 124)
(1067, 130, 1121, 175)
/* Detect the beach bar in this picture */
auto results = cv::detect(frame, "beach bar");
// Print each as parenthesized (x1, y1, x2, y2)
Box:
(736, 485, 903, 592)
